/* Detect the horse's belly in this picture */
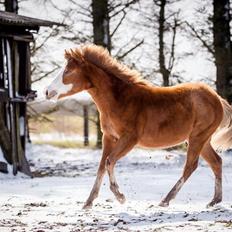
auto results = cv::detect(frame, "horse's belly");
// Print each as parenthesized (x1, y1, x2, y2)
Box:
(138, 136, 186, 148)
(138, 122, 192, 148)
(137, 102, 194, 148)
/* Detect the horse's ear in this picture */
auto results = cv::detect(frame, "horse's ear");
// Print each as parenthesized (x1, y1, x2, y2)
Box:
(64, 48, 84, 66)
(64, 49, 71, 60)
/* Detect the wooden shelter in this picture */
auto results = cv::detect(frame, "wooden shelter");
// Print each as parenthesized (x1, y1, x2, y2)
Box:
(0, 10, 63, 176)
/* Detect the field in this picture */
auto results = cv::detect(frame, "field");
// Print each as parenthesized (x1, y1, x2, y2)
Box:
(29, 114, 97, 148)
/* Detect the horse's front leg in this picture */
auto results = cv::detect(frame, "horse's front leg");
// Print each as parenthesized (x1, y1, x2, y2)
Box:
(83, 135, 115, 209)
(105, 134, 137, 204)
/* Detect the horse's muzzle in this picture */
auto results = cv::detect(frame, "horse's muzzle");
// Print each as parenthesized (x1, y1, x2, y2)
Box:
(45, 89, 58, 100)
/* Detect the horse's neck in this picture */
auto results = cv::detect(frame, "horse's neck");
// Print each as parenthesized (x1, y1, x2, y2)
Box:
(87, 78, 120, 115)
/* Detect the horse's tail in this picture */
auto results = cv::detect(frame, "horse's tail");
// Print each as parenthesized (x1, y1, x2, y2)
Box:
(211, 97, 232, 151)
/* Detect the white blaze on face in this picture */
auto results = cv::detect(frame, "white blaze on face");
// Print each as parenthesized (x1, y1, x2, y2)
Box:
(46, 67, 73, 101)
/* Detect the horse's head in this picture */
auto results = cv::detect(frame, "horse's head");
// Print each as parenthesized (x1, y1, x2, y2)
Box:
(45, 49, 92, 100)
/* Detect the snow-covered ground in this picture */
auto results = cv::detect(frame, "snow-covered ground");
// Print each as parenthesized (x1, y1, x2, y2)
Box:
(1, 145, 232, 231)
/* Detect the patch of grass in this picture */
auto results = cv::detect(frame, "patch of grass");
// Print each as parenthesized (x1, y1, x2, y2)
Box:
(225, 222, 232, 228)
(216, 220, 232, 228)
(29, 114, 96, 135)
(33, 140, 97, 149)
(166, 142, 188, 152)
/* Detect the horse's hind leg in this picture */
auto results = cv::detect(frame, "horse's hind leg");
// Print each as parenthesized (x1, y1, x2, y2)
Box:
(159, 135, 208, 207)
(201, 142, 222, 207)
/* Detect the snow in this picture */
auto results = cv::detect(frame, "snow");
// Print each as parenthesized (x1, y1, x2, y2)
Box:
(71, 91, 93, 104)
(31, 133, 96, 144)
(0, 144, 232, 231)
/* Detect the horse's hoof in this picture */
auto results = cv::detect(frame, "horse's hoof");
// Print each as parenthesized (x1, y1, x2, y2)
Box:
(82, 203, 92, 210)
(117, 193, 126, 204)
(206, 202, 215, 208)
(206, 198, 222, 208)
(159, 201, 169, 207)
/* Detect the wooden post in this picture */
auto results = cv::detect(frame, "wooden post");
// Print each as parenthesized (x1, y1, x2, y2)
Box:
(83, 105, 89, 146)
(0, 38, 12, 165)
(6, 39, 18, 175)
(17, 41, 32, 177)
(0, 104, 12, 164)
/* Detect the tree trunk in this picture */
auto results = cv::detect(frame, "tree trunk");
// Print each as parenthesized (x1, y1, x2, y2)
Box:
(4, 0, 18, 13)
(213, 0, 232, 103)
(96, 113, 102, 148)
(158, 0, 170, 87)
(92, 0, 111, 50)
(92, 0, 111, 148)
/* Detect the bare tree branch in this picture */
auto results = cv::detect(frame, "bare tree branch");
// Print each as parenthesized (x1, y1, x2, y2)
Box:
(168, 13, 179, 72)
(32, 65, 60, 83)
(109, 0, 139, 18)
(69, 0, 92, 14)
(184, 21, 214, 55)
(110, 10, 126, 37)
(27, 105, 53, 123)
(108, 1, 124, 13)
(117, 39, 144, 60)
(31, 26, 60, 56)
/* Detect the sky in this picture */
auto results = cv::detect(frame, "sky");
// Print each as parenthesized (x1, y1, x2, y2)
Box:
(17, 0, 215, 101)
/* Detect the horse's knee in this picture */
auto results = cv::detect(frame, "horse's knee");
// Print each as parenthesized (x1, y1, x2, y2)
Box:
(105, 157, 111, 170)
(105, 157, 115, 171)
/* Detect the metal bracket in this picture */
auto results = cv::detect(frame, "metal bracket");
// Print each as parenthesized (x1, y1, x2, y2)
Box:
(10, 90, 37, 103)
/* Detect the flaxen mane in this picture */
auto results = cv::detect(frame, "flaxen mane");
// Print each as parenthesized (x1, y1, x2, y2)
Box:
(65, 44, 147, 85)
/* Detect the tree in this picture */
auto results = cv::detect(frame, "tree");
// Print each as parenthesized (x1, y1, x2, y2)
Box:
(92, 0, 110, 148)
(92, 0, 111, 50)
(92, 0, 141, 148)
(213, 0, 232, 103)
(158, 0, 169, 86)
(151, 0, 180, 86)
(184, 0, 232, 103)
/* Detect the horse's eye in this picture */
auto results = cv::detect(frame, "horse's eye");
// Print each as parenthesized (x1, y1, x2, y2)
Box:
(64, 69, 69, 75)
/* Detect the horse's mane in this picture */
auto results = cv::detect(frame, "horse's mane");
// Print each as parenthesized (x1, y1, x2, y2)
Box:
(65, 44, 147, 85)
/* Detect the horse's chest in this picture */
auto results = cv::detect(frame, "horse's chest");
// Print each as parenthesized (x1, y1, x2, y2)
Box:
(101, 117, 120, 138)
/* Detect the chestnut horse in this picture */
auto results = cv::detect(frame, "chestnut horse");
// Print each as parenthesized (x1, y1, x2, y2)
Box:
(46, 44, 232, 209)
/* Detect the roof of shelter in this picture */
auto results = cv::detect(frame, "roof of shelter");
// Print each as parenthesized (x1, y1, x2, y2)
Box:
(0, 10, 64, 29)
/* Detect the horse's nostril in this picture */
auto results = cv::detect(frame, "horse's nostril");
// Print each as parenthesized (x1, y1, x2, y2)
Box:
(46, 90, 58, 100)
